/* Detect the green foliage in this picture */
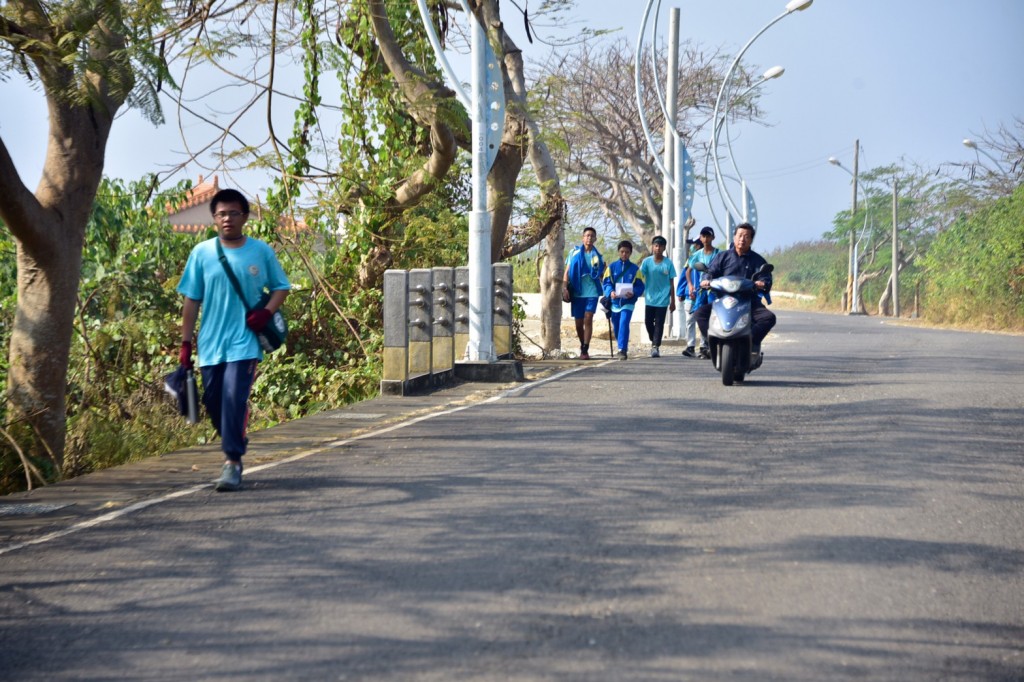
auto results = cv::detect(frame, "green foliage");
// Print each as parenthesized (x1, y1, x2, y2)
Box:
(510, 251, 542, 293)
(333, 2, 444, 211)
(511, 294, 527, 359)
(765, 241, 845, 306)
(255, 0, 322, 242)
(919, 185, 1024, 329)
(0, 0, 177, 124)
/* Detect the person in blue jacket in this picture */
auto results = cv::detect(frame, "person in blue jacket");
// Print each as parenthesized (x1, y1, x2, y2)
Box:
(562, 227, 605, 359)
(677, 226, 720, 358)
(602, 240, 645, 360)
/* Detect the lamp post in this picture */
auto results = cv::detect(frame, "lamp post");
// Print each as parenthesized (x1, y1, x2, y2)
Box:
(715, 66, 785, 231)
(829, 140, 859, 313)
(703, 67, 785, 238)
(891, 176, 899, 318)
(828, 147, 871, 315)
(416, 0, 505, 361)
(711, 0, 813, 244)
(636, 1, 696, 338)
(704, 68, 782, 241)
(963, 138, 1008, 174)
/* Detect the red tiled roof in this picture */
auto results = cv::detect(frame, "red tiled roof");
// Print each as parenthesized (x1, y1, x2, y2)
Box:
(171, 224, 213, 234)
(165, 176, 308, 233)
(167, 175, 219, 214)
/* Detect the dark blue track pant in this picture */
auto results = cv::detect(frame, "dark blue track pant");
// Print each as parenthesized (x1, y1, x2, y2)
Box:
(611, 308, 634, 352)
(201, 359, 258, 463)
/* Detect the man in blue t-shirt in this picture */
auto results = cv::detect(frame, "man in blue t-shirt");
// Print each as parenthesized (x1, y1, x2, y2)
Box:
(177, 189, 291, 492)
(638, 235, 677, 357)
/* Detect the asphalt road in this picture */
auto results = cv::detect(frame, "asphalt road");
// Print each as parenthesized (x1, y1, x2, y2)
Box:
(1, 311, 1022, 681)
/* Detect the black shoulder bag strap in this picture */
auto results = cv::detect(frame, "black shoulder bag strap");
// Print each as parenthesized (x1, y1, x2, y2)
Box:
(215, 239, 255, 312)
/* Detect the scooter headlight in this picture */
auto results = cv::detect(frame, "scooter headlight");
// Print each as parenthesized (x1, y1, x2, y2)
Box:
(737, 313, 750, 328)
(716, 278, 742, 293)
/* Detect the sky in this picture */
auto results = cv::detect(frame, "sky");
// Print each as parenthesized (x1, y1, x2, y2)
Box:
(2, 0, 1022, 253)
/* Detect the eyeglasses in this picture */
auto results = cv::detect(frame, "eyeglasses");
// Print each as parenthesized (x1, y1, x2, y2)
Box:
(213, 210, 245, 219)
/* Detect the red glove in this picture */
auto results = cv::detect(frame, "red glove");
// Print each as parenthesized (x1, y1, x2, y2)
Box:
(246, 308, 273, 331)
(179, 340, 193, 369)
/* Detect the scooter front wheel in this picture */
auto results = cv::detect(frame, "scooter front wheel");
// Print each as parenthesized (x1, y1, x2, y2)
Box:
(720, 342, 736, 386)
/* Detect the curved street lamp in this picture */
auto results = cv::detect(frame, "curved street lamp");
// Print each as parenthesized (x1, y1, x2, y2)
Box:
(636, 0, 697, 338)
(704, 66, 784, 235)
(635, 0, 686, 195)
(718, 65, 785, 231)
(963, 138, 1008, 175)
(711, 0, 813, 244)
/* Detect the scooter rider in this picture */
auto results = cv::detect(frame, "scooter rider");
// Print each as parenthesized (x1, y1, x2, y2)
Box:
(693, 222, 776, 350)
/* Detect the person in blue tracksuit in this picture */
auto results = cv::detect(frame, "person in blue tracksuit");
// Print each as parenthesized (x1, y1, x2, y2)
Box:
(562, 227, 605, 359)
(602, 240, 645, 360)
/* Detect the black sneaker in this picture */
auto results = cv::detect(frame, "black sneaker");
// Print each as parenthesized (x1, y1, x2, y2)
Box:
(682, 346, 695, 357)
(616, 350, 628, 360)
(215, 462, 243, 492)
(650, 347, 660, 358)
(698, 346, 710, 359)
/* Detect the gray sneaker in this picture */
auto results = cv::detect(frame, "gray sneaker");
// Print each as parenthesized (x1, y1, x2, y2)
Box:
(215, 462, 243, 492)
(650, 347, 660, 358)
(682, 346, 695, 357)
(616, 350, 628, 360)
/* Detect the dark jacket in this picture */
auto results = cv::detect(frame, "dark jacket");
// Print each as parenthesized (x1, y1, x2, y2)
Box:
(703, 248, 773, 304)
(703, 248, 773, 291)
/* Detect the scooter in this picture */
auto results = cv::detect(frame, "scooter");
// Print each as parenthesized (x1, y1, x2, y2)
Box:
(693, 262, 773, 386)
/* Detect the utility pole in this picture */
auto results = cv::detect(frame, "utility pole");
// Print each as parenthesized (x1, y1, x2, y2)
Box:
(847, 140, 859, 313)
(891, 177, 900, 318)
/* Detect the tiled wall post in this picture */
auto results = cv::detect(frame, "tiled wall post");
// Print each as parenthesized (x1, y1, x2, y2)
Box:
(453, 266, 470, 362)
(431, 267, 455, 385)
(381, 270, 409, 395)
(407, 269, 433, 385)
(492, 263, 513, 359)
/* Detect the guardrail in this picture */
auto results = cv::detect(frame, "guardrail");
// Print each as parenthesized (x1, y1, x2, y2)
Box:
(382, 264, 514, 396)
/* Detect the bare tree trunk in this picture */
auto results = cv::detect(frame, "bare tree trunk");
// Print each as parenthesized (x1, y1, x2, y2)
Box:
(365, 2, 566, 350)
(878, 273, 893, 317)
(540, 225, 566, 356)
(854, 268, 885, 315)
(0, 92, 118, 470)
(8, 234, 85, 467)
